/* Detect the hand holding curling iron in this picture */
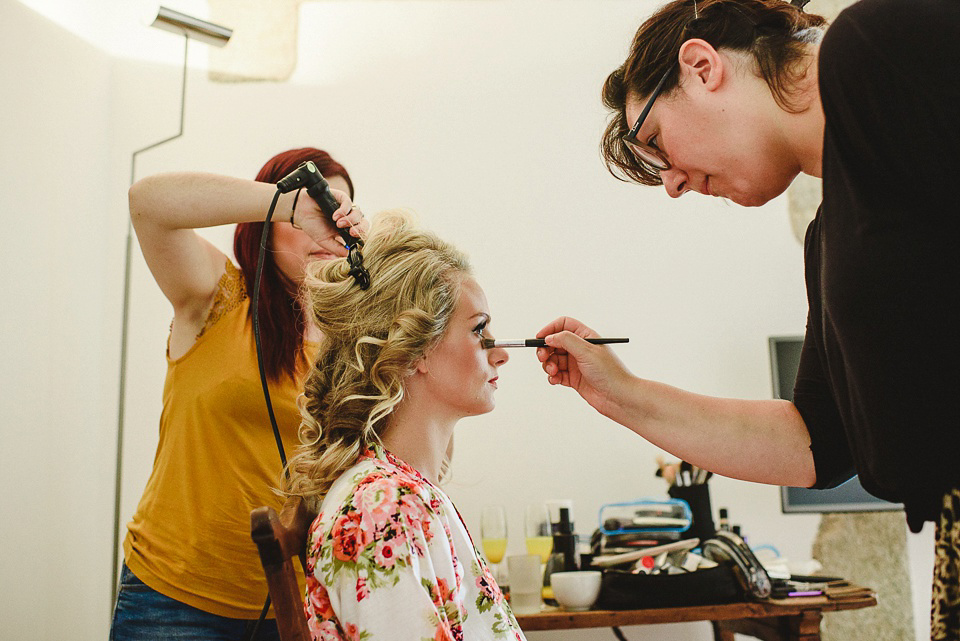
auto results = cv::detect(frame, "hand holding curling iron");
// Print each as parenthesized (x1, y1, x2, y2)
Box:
(277, 160, 370, 288)
(280, 163, 368, 255)
(293, 187, 368, 254)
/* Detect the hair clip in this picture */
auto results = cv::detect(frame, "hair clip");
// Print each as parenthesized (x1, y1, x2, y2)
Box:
(790, 0, 811, 9)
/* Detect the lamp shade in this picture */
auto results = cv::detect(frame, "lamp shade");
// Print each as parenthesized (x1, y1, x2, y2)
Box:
(149, 5, 232, 47)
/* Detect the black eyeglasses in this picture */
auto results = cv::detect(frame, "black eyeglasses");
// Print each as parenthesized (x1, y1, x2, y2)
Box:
(621, 63, 676, 171)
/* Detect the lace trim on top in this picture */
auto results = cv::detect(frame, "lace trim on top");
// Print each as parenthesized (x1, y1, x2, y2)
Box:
(197, 260, 248, 340)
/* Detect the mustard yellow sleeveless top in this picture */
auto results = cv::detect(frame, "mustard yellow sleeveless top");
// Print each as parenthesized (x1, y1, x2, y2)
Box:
(124, 261, 309, 618)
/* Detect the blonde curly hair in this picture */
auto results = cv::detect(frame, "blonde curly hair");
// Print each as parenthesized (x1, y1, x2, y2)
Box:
(284, 209, 470, 509)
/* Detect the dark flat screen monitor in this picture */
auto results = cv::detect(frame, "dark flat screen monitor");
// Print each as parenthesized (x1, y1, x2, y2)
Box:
(769, 335, 902, 514)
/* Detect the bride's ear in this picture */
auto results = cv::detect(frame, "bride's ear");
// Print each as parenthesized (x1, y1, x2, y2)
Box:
(413, 354, 430, 375)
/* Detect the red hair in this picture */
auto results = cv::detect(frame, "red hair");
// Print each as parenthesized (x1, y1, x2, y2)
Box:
(234, 148, 354, 381)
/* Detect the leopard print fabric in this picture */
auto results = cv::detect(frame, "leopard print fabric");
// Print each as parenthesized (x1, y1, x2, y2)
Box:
(932, 487, 960, 640)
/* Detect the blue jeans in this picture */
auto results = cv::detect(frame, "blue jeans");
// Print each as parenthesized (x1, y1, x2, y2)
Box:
(110, 564, 281, 641)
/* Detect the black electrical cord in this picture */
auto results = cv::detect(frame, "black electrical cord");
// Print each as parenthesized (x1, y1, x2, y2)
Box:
(252, 190, 289, 469)
(245, 188, 286, 641)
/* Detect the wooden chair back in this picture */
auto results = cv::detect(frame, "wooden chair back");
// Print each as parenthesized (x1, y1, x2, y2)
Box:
(251, 496, 318, 641)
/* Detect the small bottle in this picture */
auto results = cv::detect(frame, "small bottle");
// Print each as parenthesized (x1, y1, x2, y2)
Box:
(543, 507, 579, 604)
(554, 508, 579, 572)
(718, 508, 730, 531)
(731, 524, 746, 543)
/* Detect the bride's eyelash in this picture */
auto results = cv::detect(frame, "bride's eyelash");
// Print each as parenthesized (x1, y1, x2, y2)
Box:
(473, 320, 489, 337)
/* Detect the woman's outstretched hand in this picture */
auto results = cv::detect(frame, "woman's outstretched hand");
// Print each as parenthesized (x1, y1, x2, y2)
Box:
(535, 316, 632, 417)
(294, 188, 370, 256)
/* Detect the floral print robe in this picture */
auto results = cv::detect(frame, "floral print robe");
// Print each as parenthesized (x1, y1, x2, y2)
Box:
(304, 446, 526, 641)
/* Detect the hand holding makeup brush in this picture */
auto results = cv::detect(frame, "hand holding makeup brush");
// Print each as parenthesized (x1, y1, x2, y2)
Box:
(535, 316, 634, 417)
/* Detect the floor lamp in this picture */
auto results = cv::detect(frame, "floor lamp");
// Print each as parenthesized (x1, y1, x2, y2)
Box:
(113, 5, 232, 610)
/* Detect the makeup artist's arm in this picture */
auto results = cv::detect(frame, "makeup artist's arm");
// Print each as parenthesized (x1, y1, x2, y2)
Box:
(535, 316, 816, 488)
(129, 172, 357, 354)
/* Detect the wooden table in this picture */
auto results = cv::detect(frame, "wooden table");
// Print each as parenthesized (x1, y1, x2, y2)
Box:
(514, 590, 877, 641)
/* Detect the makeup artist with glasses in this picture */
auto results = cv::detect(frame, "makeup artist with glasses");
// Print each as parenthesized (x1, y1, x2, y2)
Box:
(535, 0, 960, 637)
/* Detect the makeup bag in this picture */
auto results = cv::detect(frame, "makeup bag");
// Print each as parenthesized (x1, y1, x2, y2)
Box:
(594, 562, 742, 609)
(593, 530, 771, 609)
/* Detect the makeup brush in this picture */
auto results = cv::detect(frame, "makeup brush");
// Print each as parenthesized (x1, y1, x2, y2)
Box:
(481, 337, 629, 349)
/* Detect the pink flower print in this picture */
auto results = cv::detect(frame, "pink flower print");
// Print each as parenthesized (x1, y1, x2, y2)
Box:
(443, 525, 458, 571)
(452, 617, 465, 641)
(436, 577, 455, 604)
(307, 616, 342, 641)
(374, 538, 399, 569)
(331, 511, 367, 562)
(379, 518, 407, 542)
(433, 623, 455, 641)
(357, 476, 400, 530)
(382, 521, 408, 549)
(426, 577, 452, 609)
(398, 493, 428, 526)
(419, 512, 434, 542)
(476, 566, 501, 603)
(344, 622, 361, 641)
(305, 573, 320, 595)
(407, 533, 426, 557)
(307, 582, 335, 620)
(453, 556, 463, 591)
(397, 477, 420, 493)
(307, 518, 325, 567)
(480, 562, 497, 588)
(355, 576, 370, 602)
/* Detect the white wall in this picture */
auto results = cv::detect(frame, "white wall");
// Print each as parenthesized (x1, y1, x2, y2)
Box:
(1, 1, 932, 640)
(1, 2, 123, 638)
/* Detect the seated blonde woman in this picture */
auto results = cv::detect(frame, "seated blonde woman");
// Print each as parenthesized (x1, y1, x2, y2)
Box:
(285, 210, 524, 641)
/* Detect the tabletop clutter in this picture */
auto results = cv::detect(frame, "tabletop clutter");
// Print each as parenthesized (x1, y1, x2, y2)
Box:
(489, 459, 869, 615)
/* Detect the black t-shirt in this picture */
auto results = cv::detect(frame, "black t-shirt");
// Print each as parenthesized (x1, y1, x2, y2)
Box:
(796, 0, 960, 531)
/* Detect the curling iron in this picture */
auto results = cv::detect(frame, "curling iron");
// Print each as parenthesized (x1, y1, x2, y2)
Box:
(276, 161, 370, 289)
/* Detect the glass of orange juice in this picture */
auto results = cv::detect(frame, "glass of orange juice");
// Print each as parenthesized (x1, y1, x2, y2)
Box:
(524, 503, 554, 598)
(524, 503, 553, 563)
(481, 505, 508, 581)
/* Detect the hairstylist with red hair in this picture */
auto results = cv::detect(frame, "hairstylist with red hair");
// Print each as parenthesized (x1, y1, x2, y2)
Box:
(112, 148, 367, 640)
